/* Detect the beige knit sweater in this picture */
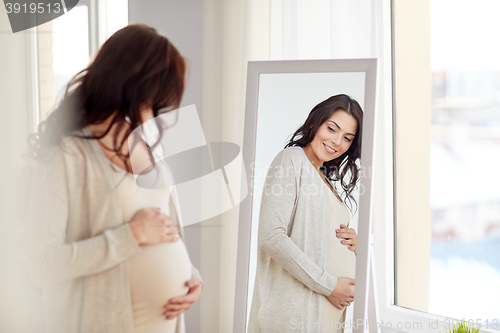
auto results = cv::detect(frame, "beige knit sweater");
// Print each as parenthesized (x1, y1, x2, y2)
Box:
(248, 146, 339, 333)
(26, 127, 201, 333)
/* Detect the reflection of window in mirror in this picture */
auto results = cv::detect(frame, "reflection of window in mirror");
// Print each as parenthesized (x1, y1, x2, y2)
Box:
(394, 0, 500, 323)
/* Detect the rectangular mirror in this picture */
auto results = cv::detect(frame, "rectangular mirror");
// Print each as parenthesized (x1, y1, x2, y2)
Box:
(234, 59, 378, 332)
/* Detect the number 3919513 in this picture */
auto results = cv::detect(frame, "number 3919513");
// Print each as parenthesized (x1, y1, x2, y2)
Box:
(5, 2, 62, 14)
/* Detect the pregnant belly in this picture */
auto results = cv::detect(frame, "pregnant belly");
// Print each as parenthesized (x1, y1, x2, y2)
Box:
(329, 244, 356, 283)
(129, 239, 192, 331)
(322, 242, 356, 330)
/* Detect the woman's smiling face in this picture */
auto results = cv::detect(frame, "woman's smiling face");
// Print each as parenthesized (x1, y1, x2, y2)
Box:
(306, 110, 358, 168)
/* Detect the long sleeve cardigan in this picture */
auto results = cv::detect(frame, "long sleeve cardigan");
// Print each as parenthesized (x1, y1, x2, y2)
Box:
(26, 128, 202, 333)
(248, 146, 338, 333)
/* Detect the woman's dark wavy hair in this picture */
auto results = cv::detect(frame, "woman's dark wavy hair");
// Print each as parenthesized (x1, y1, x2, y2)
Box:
(27, 24, 186, 172)
(284, 94, 363, 213)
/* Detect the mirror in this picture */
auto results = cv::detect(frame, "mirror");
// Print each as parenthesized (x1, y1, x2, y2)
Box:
(234, 59, 378, 332)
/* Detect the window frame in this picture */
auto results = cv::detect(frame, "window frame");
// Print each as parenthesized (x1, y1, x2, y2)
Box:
(26, 0, 106, 133)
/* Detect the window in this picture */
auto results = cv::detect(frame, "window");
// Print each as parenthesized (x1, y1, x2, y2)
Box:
(390, 0, 500, 331)
(30, 0, 128, 130)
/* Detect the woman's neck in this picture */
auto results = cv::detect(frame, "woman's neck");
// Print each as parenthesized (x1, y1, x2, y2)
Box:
(87, 112, 154, 175)
(301, 145, 323, 173)
(88, 112, 125, 143)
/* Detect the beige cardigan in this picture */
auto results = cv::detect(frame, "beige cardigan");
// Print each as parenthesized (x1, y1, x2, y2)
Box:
(248, 146, 339, 333)
(26, 128, 201, 333)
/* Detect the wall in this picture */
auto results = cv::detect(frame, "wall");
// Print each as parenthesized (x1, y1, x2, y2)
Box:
(0, 9, 45, 332)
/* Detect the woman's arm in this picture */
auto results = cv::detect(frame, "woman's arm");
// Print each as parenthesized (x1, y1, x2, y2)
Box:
(26, 148, 142, 287)
(258, 151, 337, 297)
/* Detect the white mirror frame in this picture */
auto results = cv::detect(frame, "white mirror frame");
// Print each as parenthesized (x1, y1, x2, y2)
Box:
(234, 59, 378, 333)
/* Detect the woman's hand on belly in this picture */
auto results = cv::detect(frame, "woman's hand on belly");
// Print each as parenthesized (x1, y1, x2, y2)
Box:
(327, 277, 355, 310)
(336, 224, 357, 255)
(129, 207, 179, 245)
(162, 278, 203, 319)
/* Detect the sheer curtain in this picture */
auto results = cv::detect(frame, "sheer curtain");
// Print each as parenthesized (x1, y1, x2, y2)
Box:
(201, 1, 375, 332)
(271, 0, 374, 60)
(202, 1, 271, 332)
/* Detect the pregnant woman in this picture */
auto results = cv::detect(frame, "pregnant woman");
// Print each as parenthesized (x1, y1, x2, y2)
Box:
(26, 24, 202, 333)
(248, 94, 362, 333)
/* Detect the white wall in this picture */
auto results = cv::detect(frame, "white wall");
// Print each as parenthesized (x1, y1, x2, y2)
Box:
(0, 10, 45, 333)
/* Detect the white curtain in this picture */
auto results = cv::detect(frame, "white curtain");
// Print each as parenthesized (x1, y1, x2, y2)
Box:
(271, 0, 374, 60)
(201, 1, 271, 332)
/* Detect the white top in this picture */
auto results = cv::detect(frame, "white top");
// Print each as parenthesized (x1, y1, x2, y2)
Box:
(112, 165, 193, 333)
(321, 190, 356, 333)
